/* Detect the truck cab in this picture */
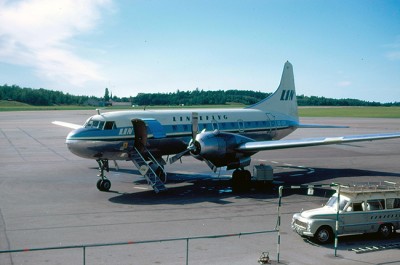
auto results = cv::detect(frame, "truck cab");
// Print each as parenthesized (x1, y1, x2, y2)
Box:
(291, 182, 400, 244)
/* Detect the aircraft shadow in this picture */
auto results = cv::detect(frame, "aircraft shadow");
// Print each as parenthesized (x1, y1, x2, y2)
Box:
(108, 167, 400, 205)
(108, 176, 276, 206)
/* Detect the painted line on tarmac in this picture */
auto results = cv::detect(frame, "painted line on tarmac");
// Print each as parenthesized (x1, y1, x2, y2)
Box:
(133, 186, 148, 190)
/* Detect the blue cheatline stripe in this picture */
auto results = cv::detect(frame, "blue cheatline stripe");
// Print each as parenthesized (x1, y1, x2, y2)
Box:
(69, 119, 297, 141)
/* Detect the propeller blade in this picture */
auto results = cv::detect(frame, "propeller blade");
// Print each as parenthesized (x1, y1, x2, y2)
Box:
(169, 149, 190, 164)
(192, 112, 198, 140)
(170, 112, 201, 165)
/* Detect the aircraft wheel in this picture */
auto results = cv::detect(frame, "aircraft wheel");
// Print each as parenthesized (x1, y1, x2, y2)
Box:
(96, 179, 102, 190)
(242, 170, 251, 191)
(232, 169, 251, 193)
(97, 179, 111, 192)
(158, 171, 167, 183)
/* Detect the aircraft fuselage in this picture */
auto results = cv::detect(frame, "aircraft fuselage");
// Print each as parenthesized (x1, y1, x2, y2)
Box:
(66, 108, 298, 160)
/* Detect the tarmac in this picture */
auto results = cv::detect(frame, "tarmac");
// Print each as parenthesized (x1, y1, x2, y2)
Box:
(0, 110, 399, 265)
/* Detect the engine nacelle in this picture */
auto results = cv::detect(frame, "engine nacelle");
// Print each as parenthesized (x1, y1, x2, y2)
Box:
(192, 130, 256, 168)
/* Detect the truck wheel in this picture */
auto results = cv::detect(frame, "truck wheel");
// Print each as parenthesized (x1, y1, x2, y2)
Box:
(378, 224, 393, 239)
(314, 226, 333, 244)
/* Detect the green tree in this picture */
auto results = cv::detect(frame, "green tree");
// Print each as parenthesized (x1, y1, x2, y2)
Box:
(104, 88, 110, 102)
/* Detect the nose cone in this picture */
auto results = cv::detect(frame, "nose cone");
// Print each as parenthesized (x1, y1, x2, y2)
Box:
(66, 128, 98, 159)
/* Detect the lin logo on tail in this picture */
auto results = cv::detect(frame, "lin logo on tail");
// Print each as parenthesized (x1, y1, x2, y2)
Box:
(280, 90, 295, 101)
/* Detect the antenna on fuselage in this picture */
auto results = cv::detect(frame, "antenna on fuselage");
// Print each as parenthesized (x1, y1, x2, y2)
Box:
(96, 109, 101, 115)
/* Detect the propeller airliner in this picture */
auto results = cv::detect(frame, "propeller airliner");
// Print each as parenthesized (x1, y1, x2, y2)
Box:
(53, 62, 400, 193)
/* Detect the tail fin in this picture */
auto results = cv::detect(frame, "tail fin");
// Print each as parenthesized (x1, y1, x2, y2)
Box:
(247, 61, 298, 122)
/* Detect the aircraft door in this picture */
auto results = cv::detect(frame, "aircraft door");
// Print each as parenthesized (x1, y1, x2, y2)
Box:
(143, 119, 166, 138)
(132, 119, 147, 150)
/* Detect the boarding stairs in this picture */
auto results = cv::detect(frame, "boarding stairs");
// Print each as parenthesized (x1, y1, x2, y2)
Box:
(130, 147, 167, 193)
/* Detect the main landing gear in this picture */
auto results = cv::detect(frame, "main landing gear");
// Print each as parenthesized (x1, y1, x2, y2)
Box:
(96, 159, 111, 192)
(231, 168, 251, 193)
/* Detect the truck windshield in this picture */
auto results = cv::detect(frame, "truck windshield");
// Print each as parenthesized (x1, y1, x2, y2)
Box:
(326, 196, 349, 211)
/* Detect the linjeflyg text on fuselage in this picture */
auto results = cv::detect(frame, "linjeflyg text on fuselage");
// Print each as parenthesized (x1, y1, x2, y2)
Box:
(172, 115, 229, 122)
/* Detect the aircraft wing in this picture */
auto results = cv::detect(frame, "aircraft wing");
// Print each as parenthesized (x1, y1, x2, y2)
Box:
(52, 121, 82, 130)
(236, 132, 400, 153)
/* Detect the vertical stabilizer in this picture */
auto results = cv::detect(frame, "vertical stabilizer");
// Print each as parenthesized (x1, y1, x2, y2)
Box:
(247, 61, 298, 122)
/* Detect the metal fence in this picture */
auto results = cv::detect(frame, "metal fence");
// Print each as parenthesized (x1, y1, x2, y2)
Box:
(0, 230, 277, 265)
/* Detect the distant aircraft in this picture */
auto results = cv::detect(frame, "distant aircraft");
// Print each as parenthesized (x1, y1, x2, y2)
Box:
(53, 62, 400, 193)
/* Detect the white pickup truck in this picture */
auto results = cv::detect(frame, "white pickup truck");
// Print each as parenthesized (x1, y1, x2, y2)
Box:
(292, 182, 400, 244)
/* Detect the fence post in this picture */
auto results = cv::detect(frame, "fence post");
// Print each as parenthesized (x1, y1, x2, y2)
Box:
(277, 186, 283, 263)
(334, 185, 340, 257)
(186, 238, 189, 265)
(83, 246, 86, 265)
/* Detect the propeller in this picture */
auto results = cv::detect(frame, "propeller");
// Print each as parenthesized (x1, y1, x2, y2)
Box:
(169, 112, 199, 164)
(169, 112, 219, 172)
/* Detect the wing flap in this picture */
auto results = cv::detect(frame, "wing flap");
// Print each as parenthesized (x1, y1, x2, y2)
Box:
(237, 132, 400, 152)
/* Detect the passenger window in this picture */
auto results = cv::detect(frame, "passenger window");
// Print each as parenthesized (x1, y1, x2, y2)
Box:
(387, 198, 400, 209)
(212, 121, 219, 130)
(366, 199, 385, 210)
(104, 121, 116, 130)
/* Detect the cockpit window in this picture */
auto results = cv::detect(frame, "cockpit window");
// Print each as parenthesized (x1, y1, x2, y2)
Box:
(84, 119, 105, 129)
(104, 121, 116, 130)
(98, 121, 105, 130)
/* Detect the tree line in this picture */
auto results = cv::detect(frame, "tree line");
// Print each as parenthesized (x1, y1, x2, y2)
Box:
(0, 84, 93, 105)
(133, 89, 399, 106)
(1, 84, 399, 107)
(132, 88, 269, 106)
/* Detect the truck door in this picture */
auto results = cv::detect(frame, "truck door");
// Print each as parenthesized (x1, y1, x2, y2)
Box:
(340, 201, 368, 234)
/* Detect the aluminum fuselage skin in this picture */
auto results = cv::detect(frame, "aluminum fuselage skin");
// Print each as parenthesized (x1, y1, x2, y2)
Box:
(66, 108, 298, 160)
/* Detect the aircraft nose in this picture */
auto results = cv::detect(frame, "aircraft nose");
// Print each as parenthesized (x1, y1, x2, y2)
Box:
(65, 128, 94, 159)
(66, 129, 81, 155)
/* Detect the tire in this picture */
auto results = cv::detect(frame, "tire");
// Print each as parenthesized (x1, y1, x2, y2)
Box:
(232, 170, 251, 193)
(96, 179, 103, 191)
(97, 179, 111, 192)
(158, 171, 167, 183)
(314, 226, 334, 244)
(378, 224, 393, 239)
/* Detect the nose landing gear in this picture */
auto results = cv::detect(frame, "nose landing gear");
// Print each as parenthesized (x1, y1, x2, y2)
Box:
(96, 159, 111, 192)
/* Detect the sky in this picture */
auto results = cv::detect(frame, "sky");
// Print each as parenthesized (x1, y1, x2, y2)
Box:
(0, 0, 399, 103)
